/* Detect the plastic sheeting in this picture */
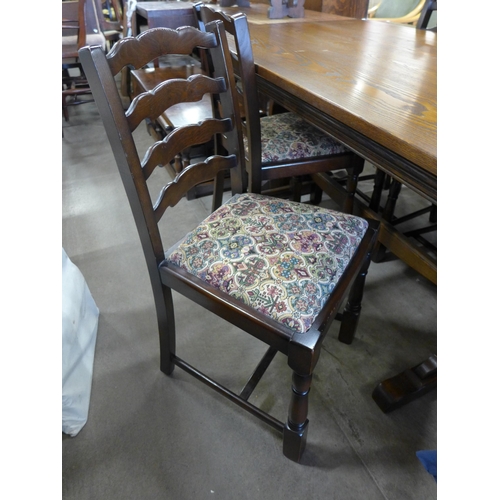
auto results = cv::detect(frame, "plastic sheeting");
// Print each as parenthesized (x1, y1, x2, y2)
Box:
(62, 249, 99, 436)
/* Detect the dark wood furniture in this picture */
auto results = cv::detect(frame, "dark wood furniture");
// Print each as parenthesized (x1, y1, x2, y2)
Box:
(130, 1, 225, 203)
(134, 1, 198, 33)
(365, 1, 437, 266)
(370, 0, 438, 414)
(372, 354, 437, 413)
(129, 4, 437, 282)
(80, 22, 379, 462)
(245, 19, 437, 411)
(132, 1, 356, 204)
(130, 62, 220, 204)
(133, 1, 346, 33)
(196, 3, 364, 209)
(245, 19, 437, 284)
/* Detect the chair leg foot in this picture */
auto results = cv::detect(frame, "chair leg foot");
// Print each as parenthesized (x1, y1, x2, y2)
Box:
(158, 287, 176, 375)
(283, 419, 309, 462)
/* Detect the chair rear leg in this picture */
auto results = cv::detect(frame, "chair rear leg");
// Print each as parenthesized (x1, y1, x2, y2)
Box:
(157, 286, 176, 375)
(338, 247, 372, 345)
(283, 372, 312, 462)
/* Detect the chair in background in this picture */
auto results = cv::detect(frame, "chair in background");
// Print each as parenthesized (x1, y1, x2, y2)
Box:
(367, 1, 382, 18)
(62, 0, 106, 121)
(370, 0, 427, 25)
(80, 22, 379, 462)
(416, 0, 437, 30)
(94, 0, 124, 49)
(195, 3, 365, 211)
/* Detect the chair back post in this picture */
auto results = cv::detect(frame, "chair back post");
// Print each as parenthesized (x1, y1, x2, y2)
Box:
(195, 4, 263, 194)
(79, 43, 161, 267)
(205, 21, 246, 196)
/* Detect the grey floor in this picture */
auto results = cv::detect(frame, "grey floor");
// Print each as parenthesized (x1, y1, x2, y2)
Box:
(62, 99, 437, 499)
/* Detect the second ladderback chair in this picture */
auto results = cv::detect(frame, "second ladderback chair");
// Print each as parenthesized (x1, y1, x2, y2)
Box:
(80, 21, 378, 463)
(195, 2, 365, 210)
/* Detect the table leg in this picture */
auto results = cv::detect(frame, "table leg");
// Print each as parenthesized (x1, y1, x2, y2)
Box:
(372, 354, 437, 413)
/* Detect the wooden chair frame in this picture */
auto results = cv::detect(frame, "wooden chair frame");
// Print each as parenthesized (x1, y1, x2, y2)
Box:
(80, 22, 379, 463)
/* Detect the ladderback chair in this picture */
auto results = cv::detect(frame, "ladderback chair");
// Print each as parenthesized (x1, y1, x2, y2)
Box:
(93, 0, 124, 49)
(79, 22, 379, 463)
(195, 3, 365, 210)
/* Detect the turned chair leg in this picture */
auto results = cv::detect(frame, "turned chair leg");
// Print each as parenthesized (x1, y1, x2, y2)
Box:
(342, 155, 364, 214)
(290, 176, 303, 202)
(372, 178, 402, 262)
(338, 246, 372, 345)
(310, 182, 323, 205)
(283, 372, 312, 462)
(369, 169, 387, 212)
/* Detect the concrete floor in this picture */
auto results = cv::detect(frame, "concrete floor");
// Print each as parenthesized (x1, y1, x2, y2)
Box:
(62, 99, 437, 499)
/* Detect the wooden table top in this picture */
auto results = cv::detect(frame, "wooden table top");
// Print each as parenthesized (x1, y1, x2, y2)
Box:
(248, 19, 437, 182)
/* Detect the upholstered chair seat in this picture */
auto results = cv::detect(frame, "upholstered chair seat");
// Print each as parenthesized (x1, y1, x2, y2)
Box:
(258, 112, 350, 163)
(166, 193, 368, 334)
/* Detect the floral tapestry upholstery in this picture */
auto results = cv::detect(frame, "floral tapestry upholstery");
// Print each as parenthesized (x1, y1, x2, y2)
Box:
(166, 193, 368, 334)
(258, 112, 350, 163)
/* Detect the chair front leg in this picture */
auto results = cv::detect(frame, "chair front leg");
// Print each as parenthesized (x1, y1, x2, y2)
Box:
(283, 372, 312, 462)
(342, 155, 364, 214)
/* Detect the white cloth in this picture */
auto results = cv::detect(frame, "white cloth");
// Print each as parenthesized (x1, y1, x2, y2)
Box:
(62, 249, 99, 437)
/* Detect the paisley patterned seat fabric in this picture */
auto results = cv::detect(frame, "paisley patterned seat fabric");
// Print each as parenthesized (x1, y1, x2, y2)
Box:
(258, 112, 350, 163)
(166, 193, 368, 334)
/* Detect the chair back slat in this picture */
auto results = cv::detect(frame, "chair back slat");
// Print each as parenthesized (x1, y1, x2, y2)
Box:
(142, 118, 233, 180)
(106, 27, 219, 76)
(154, 155, 238, 221)
(126, 74, 225, 132)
